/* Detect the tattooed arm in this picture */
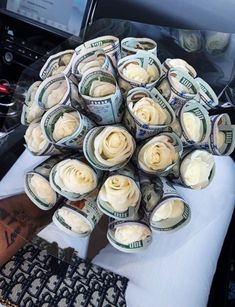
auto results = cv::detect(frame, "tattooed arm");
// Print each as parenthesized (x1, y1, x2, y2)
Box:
(0, 194, 55, 266)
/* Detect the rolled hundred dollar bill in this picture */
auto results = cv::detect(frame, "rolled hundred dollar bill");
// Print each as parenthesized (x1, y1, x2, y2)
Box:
(198, 113, 235, 155)
(156, 68, 200, 109)
(40, 49, 76, 80)
(174, 149, 216, 189)
(53, 191, 102, 237)
(135, 132, 183, 176)
(121, 37, 157, 57)
(195, 77, 218, 110)
(24, 156, 64, 210)
(72, 48, 114, 81)
(76, 35, 120, 68)
(117, 50, 162, 95)
(140, 175, 190, 231)
(35, 74, 81, 111)
(24, 122, 63, 156)
(123, 87, 175, 140)
(107, 212, 152, 253)
(79, 68, 123, 124)
(49, 155, 102, 201)
(83, 125, 136, 171)
(41, 105, 95, 149)
(97, 163, 141, 220)
(178, 30, 202, 52)
(177, 100, 211, 145)
(162, 58, 197, 78)
(21, 81, 44, 125)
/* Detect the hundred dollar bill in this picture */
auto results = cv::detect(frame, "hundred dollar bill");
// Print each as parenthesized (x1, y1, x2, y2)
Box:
(83, 125, 136, 171)
(97, 163, 141, 220)
(177, 100, 212, 145)
(53, 190, 102, 237)
(72, 48, 115, 81)
(41, 105, 96, 149)
(156, 68, 199, 109)
(21, 81, 44, 126)
(121, 37, 157, 57)
(197, 113, 235, 155)
(133, 132, 183, 177)
(140, 175, 190, 232)
(40, 49, 76, 80)
(107, 209, 152, 253)
(195, 77, 219, 110)
(117, 50, 162, 96)
(162, 58, 197, 78)
(35, 74, 82, 111)
(49, 154, 103, 201)
(123, 87, 175, 140)
(76, 35, 120, 68)
(79, 68, 124, 124)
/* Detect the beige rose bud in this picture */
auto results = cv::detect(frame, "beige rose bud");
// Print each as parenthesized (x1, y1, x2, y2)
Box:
(152, 199, 184, 222)
(89, 80, 116, 97)
(52, 112, 80, 142)
(115, 224, 151, 245)
(24, 123, 47, 153)
(47, 80, 67, 108)
(182, 112, 203, 142)
(30, 174, 56, 205)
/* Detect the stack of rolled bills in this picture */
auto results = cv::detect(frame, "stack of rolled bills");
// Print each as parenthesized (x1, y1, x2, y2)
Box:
(21, 35, 235, 253)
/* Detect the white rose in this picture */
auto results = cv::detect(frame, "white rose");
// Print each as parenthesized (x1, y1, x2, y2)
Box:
(152, 199, 184, 222)
(180, 150, 215, 189)
(54, 159, 97, 195)
(89, 80, 116, 97)
(60, 53, 73, 65)
(130, 97, 167, 125)
(99, 175, 140, 212)
(27, 83, 44, 123)
(182, 112, 203, 142)
(123, 62, 158, 83)
(47, 80, 67, 108)
(138, 135, 178, 172)
(216, 130, 225, 150)
(94, 126, 135, 167)
(205, 32, 230, 54)
(166, 58, 196, 77)
(30, 174, 56, 205)
(53, 112, 80, 142)
(24, 123, 48, 153)
(179, 30, 201, 52)
(114, 224, 151, 245)
(58, 208, 90, 233)
(79, 55, 105, 74)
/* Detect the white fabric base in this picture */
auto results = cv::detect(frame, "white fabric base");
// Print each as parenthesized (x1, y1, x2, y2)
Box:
(93, 156, 235, 307)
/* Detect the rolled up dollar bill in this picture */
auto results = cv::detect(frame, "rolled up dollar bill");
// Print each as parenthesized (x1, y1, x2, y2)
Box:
(123, 87, 175, 140)
(24, 122, 64, 156)
(35, 74, 82, 111)
(21, 81, 44, 125)
(53, 190, 102, 237)
(41, 105, 95, 149)
(205, 31, 230, 55)
(49, 155, 102, 201)
(83, 125, 136, 171)
(177, 100, 211, 145)
(173, 149, 216, 190)
(117, 50, 162, 95)
(140, 175, 190, 231)
(156, 68, 199, 109)
(72, 48, 114, 81)
(107, 211, 152, 253)
(195, 77, 219, 110)
(39, 49, 76, 80)
(178, 30, 202, 52)
(79, 68, 124, 124)
(163, 117, 182, 137)
(135, 132, 183, 176)
(24, 156, 64, 210)
(97, 163, 141, 220)
(162, 58, 197, 78)
(121, 37, 157, 57)
(198, 113, 235, 156)
(76, 35, 120, 68)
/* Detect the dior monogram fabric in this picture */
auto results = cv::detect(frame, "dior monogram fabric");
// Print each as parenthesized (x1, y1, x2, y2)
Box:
(0, 238, 128, 307)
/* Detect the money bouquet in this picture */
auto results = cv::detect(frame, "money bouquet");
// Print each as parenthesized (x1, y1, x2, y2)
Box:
(21, 35, 235, 253)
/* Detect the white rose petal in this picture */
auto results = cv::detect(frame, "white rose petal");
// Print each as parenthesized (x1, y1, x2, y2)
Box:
(47, 80, 67, 108)
(27, 85, 44, 123)
(123, 63, 149, 83)
(89, 80, 116, 97)
(114, 224, 151, 245)
(54, 159, 97, 195)
(99, 175, 140, 212)
(94, 127, 135, 167)
(182, 112, 203, 142)
(24, 123, 48, 153)
(30, 174, 56, 205)
(53, 112, 80, 142)
(58, 208, 90, 233)
(152, 199, 184, 222)
(60, 53, 72, 65)
(216, 130, 225, 149)
(180, 150, 215, 189)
